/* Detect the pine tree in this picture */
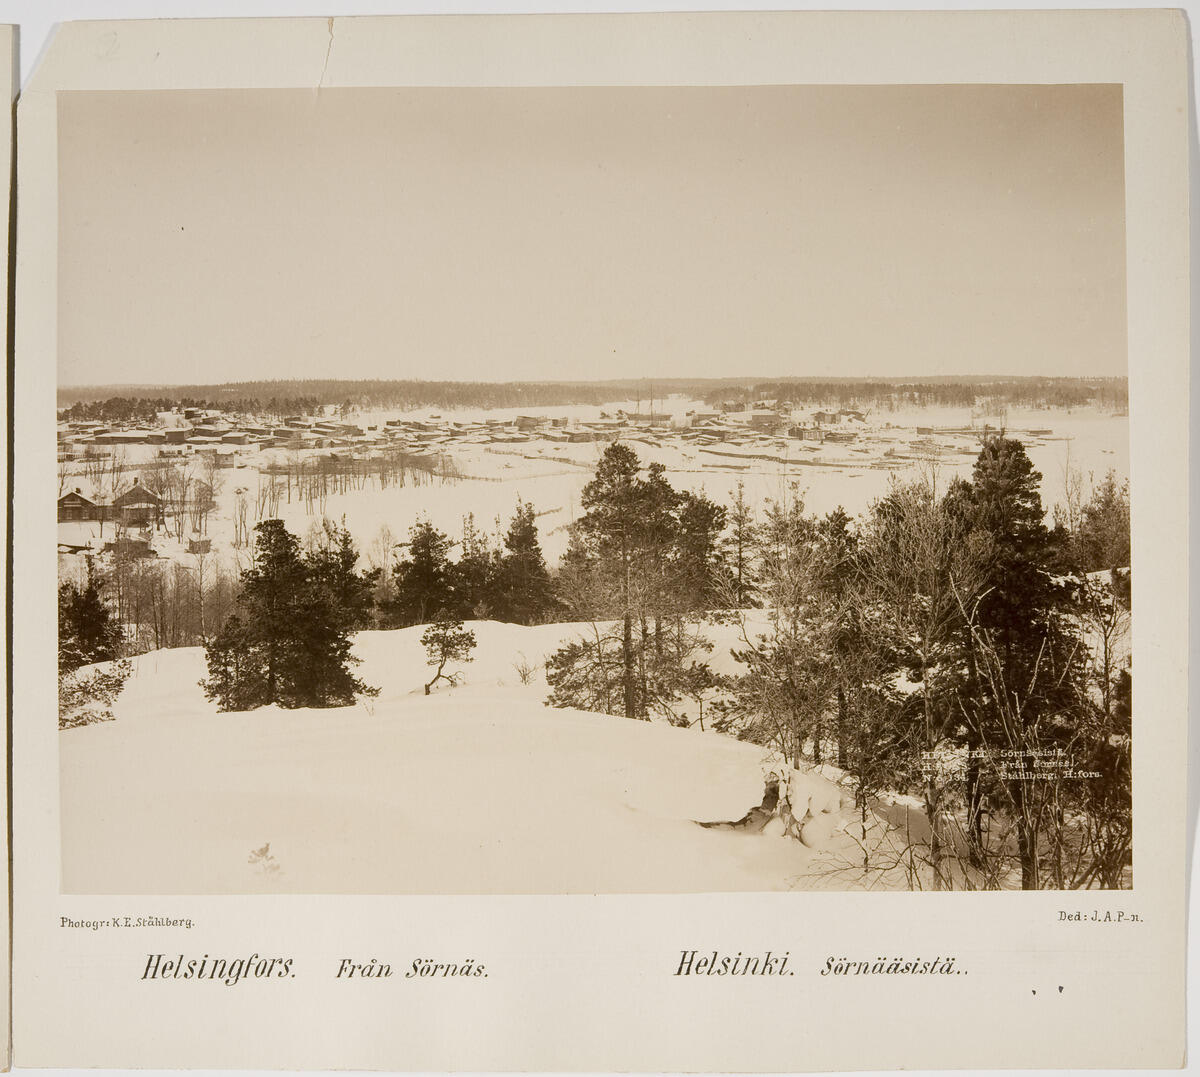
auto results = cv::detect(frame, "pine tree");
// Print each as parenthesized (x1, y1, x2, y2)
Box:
(451, 513, 497, 618)
(389, 518, 458, 627)
(726, 487, 834, 766)
(1073, 470, 1131, 573)
(963, 437, 1089, 888)
(724, 481, 760, 607)
(202, 519, 376, 711)
(553, 444, 725, 720)
(492, 501, 555, 625)
(58, 558, 124, 672)
(306, 517, 375, 631)
(815, 507, 859, 768)
(670, 490, 728, 614)
(969, 436, 1060, 658)
(201, 611, 271, 711)
(286, 581, 374, 708)
(421, 617, 476, 695)
(58, 558, 131, 729)
(859, 474, 991, 888)
(574, 443, 649, 719)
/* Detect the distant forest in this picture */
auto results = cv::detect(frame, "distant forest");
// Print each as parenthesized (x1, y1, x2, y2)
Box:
(57, 375, 1128, 423)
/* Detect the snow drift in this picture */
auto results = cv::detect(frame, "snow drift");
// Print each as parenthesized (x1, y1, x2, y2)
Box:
(60, 621, 883, 894)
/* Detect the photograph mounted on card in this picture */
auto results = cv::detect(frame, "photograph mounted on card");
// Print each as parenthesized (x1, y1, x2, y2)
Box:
(11, 11, 1189, 1072)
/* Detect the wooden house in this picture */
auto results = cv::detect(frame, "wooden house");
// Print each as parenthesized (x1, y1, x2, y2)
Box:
(749, 412, 783, 433)
(58, 487, 101, 522)
(111, 481, 163, 527)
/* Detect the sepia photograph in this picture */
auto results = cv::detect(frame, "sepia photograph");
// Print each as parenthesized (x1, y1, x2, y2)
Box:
(54, 82, 1133, 896)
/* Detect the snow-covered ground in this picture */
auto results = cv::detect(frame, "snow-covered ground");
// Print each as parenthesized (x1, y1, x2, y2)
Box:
(57, 399, 1129, 573)
(60, 620, 903, 895)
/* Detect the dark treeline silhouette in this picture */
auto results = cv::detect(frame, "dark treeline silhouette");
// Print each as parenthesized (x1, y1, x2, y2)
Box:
(380, 504, 558, 629)
(705, 377, 1128, 411)
(60, 395, 325, 423)
(57, 375, 1128, 419)
(59, 380, 618, 418)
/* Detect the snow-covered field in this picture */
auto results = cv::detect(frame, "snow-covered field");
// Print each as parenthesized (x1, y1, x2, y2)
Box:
(58, 399, 1129, 573)
(61, 620, 896, 895)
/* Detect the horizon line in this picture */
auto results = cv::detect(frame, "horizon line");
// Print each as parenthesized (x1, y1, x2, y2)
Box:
(56, 372, 1129, 392)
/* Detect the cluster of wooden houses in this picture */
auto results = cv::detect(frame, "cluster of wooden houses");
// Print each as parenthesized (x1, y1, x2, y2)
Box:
(57, 409, 370, 458)
(57, 478, 219, 559)
(57, 401, 871, 475)
(57, 480, 162, 526)
(674, 404, 866, 445)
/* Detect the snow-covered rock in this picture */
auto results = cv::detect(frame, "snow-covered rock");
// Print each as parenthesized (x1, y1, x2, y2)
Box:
(800, 813, 837, 850)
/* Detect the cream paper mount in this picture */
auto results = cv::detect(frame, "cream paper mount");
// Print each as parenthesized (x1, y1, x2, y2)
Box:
(13, 11, 1191, 1072)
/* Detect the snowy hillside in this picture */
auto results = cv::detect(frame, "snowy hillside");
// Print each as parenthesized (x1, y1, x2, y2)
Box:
(60, 621, 894, 894)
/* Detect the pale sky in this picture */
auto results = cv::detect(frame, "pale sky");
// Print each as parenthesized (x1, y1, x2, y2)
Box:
(58, 84, 1126, 387)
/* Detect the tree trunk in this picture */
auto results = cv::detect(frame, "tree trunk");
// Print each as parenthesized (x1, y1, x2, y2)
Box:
(836, 684, 848, 769)
(1014, 781, 1039, 889)
(924, 783, 943, 890)
(921, 656, 945, 890)
(861, 797, 869, 871)
(964, 643, 985, 864)
(622, 612, 636, 719)
(639, 617, 649, 718)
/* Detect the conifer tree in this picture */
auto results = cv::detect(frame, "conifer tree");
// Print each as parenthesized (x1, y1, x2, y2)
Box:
(58, 558, 124, 672)
(551, 445, 727, 720)
(723, 481, 760, 607)
(970, 438, 1054, 641)
(389, 518, 457, 626)
(814, 507, 859, 768)
(58, 558, 132, 729)
(859, 474, 990, 888)
(671, 490, 728, 614)
(574, 443, 648, 718)
(421, 617, 476, 695)
(203, 519, 376, 711)
(1073, 470, 1131, 573)
(961, 437, 1089, 888)
(307, 517, 375, 631)
(491, 501, 555, 625)
(452, 513, 497, 618)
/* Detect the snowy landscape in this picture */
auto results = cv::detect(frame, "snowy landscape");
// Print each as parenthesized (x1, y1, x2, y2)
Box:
(57, 381, 1133, 895)
(61, 620, 881, 895)
(54, 83, 1131, 895)
(57, 394, 1128, 575)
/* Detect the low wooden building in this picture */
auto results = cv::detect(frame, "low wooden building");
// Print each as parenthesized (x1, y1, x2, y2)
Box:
(111, 481, 163, 527)
(749, 412, 783, 433)
(57, 487, 101, 522)
(103, 535, 154, 559)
